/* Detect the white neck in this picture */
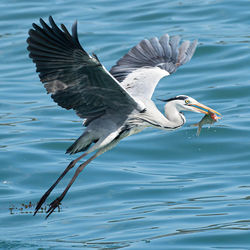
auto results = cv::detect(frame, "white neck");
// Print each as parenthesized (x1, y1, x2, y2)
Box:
(164, 102, 186, 128)
(131, 99, 185, 130)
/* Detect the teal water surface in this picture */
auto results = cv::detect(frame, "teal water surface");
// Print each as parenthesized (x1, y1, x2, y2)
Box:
(1, 0, 250, 249)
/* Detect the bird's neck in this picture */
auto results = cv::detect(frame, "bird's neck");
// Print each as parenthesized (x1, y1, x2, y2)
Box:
(164, 102, 186, 128)
(130, 99, 185, 130)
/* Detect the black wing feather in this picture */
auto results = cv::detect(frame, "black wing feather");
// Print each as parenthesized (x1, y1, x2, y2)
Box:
(27, 16, 137, 119)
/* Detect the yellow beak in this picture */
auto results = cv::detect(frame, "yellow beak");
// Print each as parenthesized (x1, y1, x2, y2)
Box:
(189, 102, 221, 116)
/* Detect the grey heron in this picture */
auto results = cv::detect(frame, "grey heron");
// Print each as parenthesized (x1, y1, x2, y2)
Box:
(27, 16, 220, 218)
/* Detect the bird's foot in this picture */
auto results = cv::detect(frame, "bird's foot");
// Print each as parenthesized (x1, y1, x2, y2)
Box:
(34, 159, 79, 216)
(46, 197, 62, 219)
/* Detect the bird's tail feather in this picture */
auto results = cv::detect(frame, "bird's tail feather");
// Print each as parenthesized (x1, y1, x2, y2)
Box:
(66, 132, 96, 155)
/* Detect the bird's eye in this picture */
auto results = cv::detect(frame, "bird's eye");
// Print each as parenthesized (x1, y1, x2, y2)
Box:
(185, 100, 190, 104)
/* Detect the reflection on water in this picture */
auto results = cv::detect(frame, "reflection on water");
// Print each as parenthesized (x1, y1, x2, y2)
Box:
(0, 117, 37, 126)
(8, 202, 61, 215)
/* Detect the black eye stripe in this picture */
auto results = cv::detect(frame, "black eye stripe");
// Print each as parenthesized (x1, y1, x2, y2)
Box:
(163, 96, 188, 102)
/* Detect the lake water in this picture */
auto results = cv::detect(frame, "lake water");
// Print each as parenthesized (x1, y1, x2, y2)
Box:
(1, 0, 250, 249)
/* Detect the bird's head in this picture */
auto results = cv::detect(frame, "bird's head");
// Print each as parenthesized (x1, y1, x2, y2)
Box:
(162, 95, 221, 116)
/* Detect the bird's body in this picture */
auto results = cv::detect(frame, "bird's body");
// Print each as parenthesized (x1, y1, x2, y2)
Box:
(27, 16, 220, 218)
(69, 97, 185, 156)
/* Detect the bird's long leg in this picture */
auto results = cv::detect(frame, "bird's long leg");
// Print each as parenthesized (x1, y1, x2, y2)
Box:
(34, 152, 88, 216)
(46, 152, 99, 218)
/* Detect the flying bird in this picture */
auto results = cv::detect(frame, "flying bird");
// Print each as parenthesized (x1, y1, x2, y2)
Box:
(27, 16, 220, 218)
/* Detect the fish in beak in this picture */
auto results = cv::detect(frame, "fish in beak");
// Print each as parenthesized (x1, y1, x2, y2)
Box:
(191, 110, 221, 136)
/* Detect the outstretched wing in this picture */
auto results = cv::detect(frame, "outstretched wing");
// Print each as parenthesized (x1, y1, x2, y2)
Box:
(110, 35, 198, 99)
(27, 16, 140, 119)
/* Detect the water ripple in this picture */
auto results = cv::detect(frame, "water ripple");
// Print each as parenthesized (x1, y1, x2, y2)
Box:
(1, 0, 250, 249)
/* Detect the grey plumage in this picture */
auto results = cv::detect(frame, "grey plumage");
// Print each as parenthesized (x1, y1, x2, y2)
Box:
(110, 34, 197, 82)
(27, 16, 198, 155)
(28, 17, 210, 218)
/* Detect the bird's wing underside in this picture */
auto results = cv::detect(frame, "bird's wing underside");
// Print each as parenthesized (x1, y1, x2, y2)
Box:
(27, 16, 140, 119)
(110, 35, 198, 99)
